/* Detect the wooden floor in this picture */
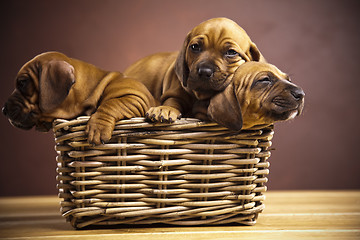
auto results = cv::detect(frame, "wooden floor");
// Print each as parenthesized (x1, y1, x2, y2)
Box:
(0, 190, 359, 240)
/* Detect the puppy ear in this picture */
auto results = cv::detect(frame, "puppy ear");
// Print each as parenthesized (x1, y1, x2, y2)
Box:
(174, 33, 190, 87)
(208, 84, 243, 131)
(248, 42, 266, 62)
(39, 60, 75, 112)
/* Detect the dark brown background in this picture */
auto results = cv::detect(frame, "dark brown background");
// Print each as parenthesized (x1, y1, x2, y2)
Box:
(1, 0, 359, 196)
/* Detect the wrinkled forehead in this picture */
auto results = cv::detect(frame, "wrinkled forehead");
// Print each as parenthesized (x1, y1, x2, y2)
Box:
(17, 59, 40, 77)
(234, 62, 289, 83)
(256, 63, 288, 79)
(17, 52, 66, 76)
(189, 18, 251, 48)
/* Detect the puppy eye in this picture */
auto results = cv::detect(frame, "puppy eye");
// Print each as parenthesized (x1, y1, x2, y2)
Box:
(225, 49, 239, 58)
(257, 77, 272, 84)
(17, 78, 29, 91)
(189, 43, 201, 53)
(16, 77, 33, 96)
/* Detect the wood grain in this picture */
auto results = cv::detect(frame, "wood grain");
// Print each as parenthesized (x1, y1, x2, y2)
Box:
(0, 190, 359, 239)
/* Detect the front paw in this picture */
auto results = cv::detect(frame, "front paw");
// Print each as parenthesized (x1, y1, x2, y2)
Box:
(85, 115, 115, 145)
(145, 106, 181, 123)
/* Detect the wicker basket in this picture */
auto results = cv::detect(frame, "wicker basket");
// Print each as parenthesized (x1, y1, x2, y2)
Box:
(54, 117, 273, 228)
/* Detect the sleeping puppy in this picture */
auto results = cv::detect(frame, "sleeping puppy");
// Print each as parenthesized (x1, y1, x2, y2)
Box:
(124, 17, 265, 123)
(2, 52, 156, 145)
(193, 62, 305, 130)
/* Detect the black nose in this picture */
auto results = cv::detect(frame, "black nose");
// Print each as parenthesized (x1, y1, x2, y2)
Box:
(198, 66, 214, 78)
(2, 106, 7, 116)
(291, 88, 305, 101)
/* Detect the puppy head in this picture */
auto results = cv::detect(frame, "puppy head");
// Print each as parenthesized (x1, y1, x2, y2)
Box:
(2, 52, 75, 132)
(174, 17, 264, 100)
(208, 62, 305, 131)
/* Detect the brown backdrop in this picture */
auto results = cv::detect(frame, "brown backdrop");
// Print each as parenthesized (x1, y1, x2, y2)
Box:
(1, 0, 359, 196)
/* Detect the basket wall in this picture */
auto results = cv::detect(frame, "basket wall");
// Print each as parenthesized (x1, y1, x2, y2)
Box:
(54, 117, 273, 228)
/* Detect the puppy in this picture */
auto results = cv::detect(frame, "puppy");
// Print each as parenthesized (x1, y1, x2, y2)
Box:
(2, 52, 156, 145)
(193, 62, 305, 130)
(124, 17, 265, 123)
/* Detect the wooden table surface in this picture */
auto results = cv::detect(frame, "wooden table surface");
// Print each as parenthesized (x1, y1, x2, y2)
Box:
(0, 190, 359, 240)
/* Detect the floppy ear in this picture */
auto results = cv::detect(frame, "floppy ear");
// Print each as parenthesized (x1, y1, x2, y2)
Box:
(174, 33, 191, 87)
(247, 42, 266, 62)
(207, 84, 243, 131)
(39, 60, 75, 112)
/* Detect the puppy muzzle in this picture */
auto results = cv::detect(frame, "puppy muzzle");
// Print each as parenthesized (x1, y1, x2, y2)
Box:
(3, 103, 36, 130)
(270, 84, 305, 120)
(2, 94, 47, 131)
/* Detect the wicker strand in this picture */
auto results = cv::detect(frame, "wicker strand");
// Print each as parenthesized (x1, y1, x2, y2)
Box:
(54, 117, 273, 228)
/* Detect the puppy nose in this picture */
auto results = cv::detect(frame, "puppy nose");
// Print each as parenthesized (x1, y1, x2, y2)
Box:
(2, 106, 8, 116)
(198, 66, 214, 78)
(291, 88, 305, 101)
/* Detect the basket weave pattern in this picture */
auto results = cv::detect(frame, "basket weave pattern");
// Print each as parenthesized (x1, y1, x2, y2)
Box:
(54, 117, 273, 228)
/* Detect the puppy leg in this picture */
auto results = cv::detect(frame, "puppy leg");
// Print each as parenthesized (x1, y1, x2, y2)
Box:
(86, 109, 115, 145)
(86, 95, 150, 145)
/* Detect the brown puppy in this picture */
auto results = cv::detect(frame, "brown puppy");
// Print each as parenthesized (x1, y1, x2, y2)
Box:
(124, 17, 265, 123)
(193, 62, 305, 130)
(2, 52, 156, 145)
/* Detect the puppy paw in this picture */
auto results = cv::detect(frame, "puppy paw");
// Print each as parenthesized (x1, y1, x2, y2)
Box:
(85, 115, 115, 145)
(145, 106, 182, 123)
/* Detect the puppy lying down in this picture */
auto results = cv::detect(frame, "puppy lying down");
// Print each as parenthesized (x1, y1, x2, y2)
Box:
(124, 17, 265, 123)
(3, 52, 304, 146)
(2, 52, 157, 145)
(193, 61, 305, 130)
